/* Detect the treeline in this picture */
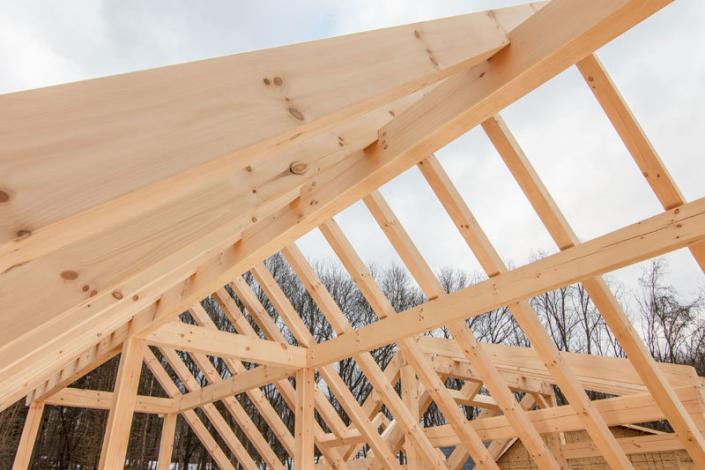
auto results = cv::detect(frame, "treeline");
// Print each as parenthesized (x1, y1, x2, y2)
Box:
(0, 255, 703, 469)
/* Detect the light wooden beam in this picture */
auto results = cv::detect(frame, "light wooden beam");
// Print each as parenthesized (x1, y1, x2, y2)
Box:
(144, 320, 307, 368)
(417, 336, 698, 395)
(576, 53, 705, 274)
(483, 113, 705, 467)
(175, 362, 291, 410)
(44, 387, 176, 414)
(143, 348, 235, 470)
(309, 195, 705, 367)
(563, 433, 684, 460)
(428, 355, 552, 396)
(157, 413, 177, 470)
(487, 394, 536, 461)
(98, 337, 147, 470)
(0, 80, 422, 412)
(11, 401, 44, 470)
(295, 368, 316, 470)
(448, 384, 498, 470)
(322, 385, 703, 449)
(400, 362, 420, 469)
(0, 5, 520, 268)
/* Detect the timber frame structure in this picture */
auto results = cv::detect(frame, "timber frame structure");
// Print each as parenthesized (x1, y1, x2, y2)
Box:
(2, 1, 705, 468)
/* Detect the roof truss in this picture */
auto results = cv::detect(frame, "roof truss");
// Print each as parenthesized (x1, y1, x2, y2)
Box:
(5, 0, 705, 468)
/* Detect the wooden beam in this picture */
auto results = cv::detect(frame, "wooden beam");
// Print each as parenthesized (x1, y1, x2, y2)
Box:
(0, 5, 519, 264)
(98, 337, 147, 470)
(176, 363, 292, 412)
(428, 355, 552, 396)
(428, 385, 704, 446)
(483, 113, 705, 467)
(143, 348, 235, 470)
(295, 368, 316, 470)
(309, 194, 705, 366)
(30, 305, 156, 404)
(11, 401, 44, 470)
(417, 336, 698, 394)
(44, 387, 176, 414)
(144, 321, 307, 368)
(563, 433, 684, 460)
(400, 362, 420, 469)
(225, 281, 353, 445)
(448, 385, 501, 470)
(487, 394, 536, 461)
(330, 385, 703, 449)
(157, 413, 177, 470)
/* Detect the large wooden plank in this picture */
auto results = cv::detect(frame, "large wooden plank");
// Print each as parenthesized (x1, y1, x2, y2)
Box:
(309, 197, 705, 366)
(45, 387, 176, 414)
(0, 5, 524, 266)
(426, 386, 704, 446)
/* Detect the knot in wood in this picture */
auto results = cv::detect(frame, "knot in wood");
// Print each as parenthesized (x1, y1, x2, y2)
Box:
(289, 161, 308, 175)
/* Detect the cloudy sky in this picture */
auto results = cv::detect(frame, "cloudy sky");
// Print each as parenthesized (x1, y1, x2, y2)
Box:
(2, 1, 704, 308)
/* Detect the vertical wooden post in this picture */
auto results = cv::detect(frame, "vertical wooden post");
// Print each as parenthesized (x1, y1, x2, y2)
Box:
(157, 413, 177, 470)
(400, 363, 419, 469)
(98, 337, 147, 469)
(295, 367, 315, 470)
(12, 401, 45, 470)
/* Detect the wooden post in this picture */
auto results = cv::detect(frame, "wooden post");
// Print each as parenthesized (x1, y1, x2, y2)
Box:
(295, 367, 315, 470)
(157, 413, 177, 470)
(400, 363, 419, 469)
(98, 337, 147, 469)
(12, 401, 45, 470)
